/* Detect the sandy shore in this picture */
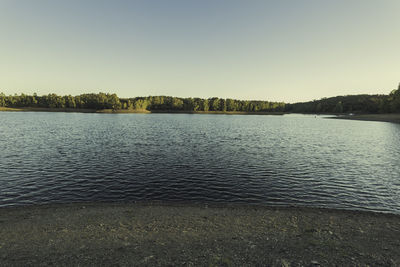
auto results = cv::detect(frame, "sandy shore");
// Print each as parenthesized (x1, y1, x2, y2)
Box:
(0, 203, 399, 266)
(331, 113, 400, 124)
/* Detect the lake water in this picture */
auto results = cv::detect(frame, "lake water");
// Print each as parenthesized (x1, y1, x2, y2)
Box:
(1, 112, 400, 214)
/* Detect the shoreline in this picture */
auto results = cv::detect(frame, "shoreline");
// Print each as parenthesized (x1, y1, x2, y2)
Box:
(2, 107, 400, 122)
(2, 200, 398, 216)
(0, 107, 284, 115)
(1, 202, 399, 266)
(329, 113, 400, 124)
(2, 106, 400, 124)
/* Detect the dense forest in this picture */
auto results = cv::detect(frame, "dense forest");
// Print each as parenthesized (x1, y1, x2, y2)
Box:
(286, 91, 400, 114)
(1, 84, 399, 114)
(0, 93, 286, 112)
(286, 84, 400, 114)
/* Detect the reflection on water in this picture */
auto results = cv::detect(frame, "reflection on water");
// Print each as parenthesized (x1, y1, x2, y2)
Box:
(0, 112, 399, 213)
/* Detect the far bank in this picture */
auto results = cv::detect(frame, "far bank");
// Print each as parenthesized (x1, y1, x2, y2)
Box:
(2, 107, 400, 123)
(0, 107, 284, 115)
(330, 113, 400, 124)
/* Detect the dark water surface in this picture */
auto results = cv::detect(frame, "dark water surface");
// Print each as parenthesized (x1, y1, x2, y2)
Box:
(1, 112, 400, 213)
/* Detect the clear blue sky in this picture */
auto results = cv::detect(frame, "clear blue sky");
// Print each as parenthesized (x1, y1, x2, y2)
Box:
(1, 0, 399, 102)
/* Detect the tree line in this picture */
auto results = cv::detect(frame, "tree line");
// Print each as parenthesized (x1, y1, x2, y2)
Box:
(1, 84, 399, 113)
(286, 84, 400, 114)
(0, 93, 285, 112)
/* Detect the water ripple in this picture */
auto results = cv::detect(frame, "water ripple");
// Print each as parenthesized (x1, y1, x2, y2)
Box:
(0, 113, 400, 213)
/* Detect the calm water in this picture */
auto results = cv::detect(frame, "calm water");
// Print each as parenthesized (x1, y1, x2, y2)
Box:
(1, 112, 400, 213)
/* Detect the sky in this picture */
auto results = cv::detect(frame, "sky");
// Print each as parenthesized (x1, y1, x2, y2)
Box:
(0, 0, 399, 103)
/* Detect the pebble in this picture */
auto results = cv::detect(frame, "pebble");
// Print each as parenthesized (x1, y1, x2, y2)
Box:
(280, 258, 290, 267)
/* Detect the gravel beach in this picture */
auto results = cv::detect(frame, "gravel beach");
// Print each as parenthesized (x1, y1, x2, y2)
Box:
(0, 203, 399, 266)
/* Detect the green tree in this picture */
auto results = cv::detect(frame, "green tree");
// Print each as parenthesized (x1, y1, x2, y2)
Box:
(210, 98, 220, 111)
(201, 99, 209, 111)
(226, 99, 236, 111)
(172, 98, 184, 110)
(0, 93, 5, 107)
(390, 85, 400, 112)
(193, 98, 202, 111)
(64, 95, 76, 108)
(334, 101, 343, 113)
(315, 103, 322, 113)
(107, 93, 121, 110)
(184, 98, 194, 111)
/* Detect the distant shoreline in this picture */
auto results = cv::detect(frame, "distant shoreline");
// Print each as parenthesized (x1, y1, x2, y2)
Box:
(0, 202, 399, 266)
(2, 107, 400, 122)
(329, 113, 400, 124)
(0, 107, 285, 115)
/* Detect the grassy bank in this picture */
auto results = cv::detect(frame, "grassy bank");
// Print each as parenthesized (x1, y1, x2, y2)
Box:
(0, 203, 399, 266)
(0, 107, 284, 115)
(332, 113, 400, 124)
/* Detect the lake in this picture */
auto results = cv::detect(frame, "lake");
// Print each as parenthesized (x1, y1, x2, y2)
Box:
(1, 112, 399, 214)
